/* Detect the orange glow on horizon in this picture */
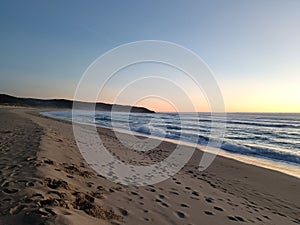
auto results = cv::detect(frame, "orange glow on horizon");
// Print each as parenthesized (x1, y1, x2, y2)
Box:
(135, 96, 211, 112)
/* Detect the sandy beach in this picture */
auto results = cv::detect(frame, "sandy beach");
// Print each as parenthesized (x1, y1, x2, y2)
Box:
(0, 107, 299, 225)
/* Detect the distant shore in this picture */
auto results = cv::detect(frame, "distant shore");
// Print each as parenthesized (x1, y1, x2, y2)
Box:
(0, 106, 299, 225)
(0, 93, 155, 113)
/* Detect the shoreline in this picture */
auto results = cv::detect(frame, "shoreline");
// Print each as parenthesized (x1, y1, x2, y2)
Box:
(1, 106, 300, 225)
(41, 109, 300, 179)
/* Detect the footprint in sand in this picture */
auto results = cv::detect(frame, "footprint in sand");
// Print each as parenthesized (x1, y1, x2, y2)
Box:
(118, 208, 129, 216)
(204, 211, 215, 216)
(131, 191, 139, 196)
(97, 185, 104, 191)
(97, 174, 106, 179)
(263, 215, 271, 220)
(169, 191, 179, 195)
(213, 206, 224, 211)
(25, 181, 34, 187)
(155, 198, 169, 207)
(148, 188, 156, 193)
(87, 182, 94, 187)
(180, 203, 190, 208)
(43, 159, 54, 165)
(3, 188, 19, 194)
(111, 222, 121, 225)
(161, 202, 169, 207)
(205, 197, 214, 203)
(158, 194, 165, 199)
(31, 193, 43, 199)
(176, 211, 186, 219)
(256, 217, 263, 222)
(191, 191, 199, 197)
(1, 181, 9, 187)
(45, 178, 69, 190)
(228, 215, 246, 222)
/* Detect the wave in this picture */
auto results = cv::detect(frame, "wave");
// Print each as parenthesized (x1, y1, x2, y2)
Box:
(41, 110, 300, 167)
(221, 142, 300, 165)
(132, 124, 300, 165)
(133, 125, 165, 137)
(196, 118, 300, 129)
(226, 120, 300, 129)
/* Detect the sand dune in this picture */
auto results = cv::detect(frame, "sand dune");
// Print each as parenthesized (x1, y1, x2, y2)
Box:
(0, 107, 299, 225)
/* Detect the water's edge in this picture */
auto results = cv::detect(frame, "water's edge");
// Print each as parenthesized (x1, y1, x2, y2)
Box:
(40, 111, 300, 179)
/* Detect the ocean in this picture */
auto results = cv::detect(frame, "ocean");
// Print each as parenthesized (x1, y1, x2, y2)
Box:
(41, 111, 300, 174)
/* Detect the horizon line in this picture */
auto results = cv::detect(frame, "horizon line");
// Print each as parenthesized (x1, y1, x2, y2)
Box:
(1, 93, 300, 114)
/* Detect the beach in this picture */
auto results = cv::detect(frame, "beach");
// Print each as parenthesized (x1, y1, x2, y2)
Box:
(0, 107, 299, 225)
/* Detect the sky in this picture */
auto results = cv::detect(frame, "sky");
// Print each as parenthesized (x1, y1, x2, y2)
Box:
(0, 0, 300, 112)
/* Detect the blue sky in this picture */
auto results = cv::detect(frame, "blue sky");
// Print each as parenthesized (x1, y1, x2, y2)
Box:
(1, 0, 300, 112)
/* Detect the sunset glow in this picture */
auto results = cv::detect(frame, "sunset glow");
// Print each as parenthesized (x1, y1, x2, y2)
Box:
(1, 1, 299, 112)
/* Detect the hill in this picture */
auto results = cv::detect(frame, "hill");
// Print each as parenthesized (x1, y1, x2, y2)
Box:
(0, 94, 155, 113)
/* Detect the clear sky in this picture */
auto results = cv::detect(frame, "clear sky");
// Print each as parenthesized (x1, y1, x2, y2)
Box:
(1, 0, 299, 112)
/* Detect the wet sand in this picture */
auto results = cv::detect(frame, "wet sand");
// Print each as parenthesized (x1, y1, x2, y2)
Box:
(0, 107, 299, 225)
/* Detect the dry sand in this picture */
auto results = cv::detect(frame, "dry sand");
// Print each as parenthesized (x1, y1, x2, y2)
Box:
(0, 107, 299, 225)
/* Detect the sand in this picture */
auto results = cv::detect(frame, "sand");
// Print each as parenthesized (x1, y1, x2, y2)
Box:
(0, 107, 299, 225)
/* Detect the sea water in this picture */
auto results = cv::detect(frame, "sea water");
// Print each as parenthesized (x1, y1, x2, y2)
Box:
(41, 111, 300, 174)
